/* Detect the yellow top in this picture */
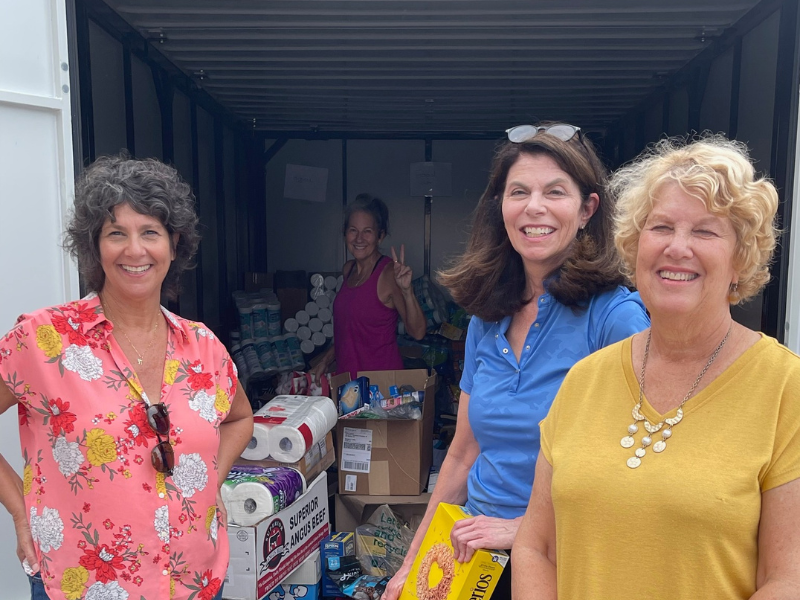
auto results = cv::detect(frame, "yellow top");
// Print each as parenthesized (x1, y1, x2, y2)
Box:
(540, 333, 800, 600)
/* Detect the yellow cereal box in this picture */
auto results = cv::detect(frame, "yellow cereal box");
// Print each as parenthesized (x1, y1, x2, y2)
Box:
(399, 503, 508, 600)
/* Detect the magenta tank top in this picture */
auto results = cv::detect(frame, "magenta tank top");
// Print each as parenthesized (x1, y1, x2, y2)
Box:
(333, 255, 404, 378)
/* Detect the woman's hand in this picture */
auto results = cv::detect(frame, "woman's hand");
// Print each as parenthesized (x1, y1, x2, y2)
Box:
(391, 245, 413, 291)
(450, 515, 522, 564)
(14, 513, 38, 575)
(382, 558, 413, 600)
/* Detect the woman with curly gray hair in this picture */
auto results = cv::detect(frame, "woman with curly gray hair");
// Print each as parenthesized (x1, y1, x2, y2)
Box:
(0, 154, 253, 600)
(513, 135, 800, 599)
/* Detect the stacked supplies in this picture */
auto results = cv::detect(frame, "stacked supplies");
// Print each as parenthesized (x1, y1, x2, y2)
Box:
(242, 395, 338, 462)
(288, 273, 341, 355)
(221, 465, 306, 526)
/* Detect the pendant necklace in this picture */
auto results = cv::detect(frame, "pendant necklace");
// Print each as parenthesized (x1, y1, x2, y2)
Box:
(622, 323, 732, 469)
(105, 305, 161, 366)
(118, 323, 159, 366)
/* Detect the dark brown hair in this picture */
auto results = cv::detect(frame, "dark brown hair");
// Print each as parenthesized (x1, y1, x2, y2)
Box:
(438, 131, 624, 321)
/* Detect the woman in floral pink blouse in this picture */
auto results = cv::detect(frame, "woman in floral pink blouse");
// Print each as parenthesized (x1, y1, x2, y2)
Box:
(0, 155, 254, 600)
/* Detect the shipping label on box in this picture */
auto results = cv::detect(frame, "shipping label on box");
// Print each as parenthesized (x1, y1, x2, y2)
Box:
(226, 472, 330, 600)
(334, 369, 437, 496)
(399, 503, 508, 600)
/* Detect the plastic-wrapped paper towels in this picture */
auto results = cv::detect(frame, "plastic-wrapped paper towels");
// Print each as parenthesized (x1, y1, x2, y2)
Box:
(222, 465, 306, 526)
(242, 395, 337, 462)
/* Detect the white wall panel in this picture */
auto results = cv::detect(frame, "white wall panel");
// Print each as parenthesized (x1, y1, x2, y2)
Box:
(347, 140, 427, 278)
(265, 139, 344, 273)
(0, 1, 78, 596)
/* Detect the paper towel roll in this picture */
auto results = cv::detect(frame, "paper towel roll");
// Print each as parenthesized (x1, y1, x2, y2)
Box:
(297, 326, 312, 341)
(266, 396, 338, 463)
(310, 286, 326, 300)
(223, 466, 306, 526)
(311, 331, 326, 347)
(240, 419, 274, 460)
(309, 317, 323, 333)
(310, 273, 324, 288)
(317, 307, 332, 323)
(284, 318, 299, 333)
(324, 275, 338, 290)
(315, 294, 330, 310)
(305, 301, 319, 317)
(322, 323, 334, 338)
(300, 339, 315, 354)
(296, 310, 310, 325)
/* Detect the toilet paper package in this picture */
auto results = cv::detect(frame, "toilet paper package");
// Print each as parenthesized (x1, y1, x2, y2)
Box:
(260, 395, 338, 463)
(241, 411, 275, 460)
(222, 465, 306, 526)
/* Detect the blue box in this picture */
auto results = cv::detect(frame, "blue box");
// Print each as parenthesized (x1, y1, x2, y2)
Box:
(265, 549, 321, 600)
(320, 532, 355, 597)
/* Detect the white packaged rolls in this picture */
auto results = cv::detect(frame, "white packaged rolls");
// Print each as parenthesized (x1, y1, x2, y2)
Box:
(264, 395, 338, 463)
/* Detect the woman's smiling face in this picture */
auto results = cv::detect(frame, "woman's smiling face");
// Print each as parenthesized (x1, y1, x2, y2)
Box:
(502, 153, 597, 277)
(635, 182, 738, 321)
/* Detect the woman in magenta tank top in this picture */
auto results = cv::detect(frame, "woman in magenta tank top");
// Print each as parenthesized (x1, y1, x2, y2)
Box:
(311, 195, 427, 379)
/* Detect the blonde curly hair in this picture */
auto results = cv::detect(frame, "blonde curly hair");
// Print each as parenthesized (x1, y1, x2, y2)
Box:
(610, 134, 779, 304)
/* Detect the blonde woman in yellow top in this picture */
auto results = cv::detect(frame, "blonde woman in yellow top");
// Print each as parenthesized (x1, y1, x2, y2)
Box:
(513, 136, 800, 599)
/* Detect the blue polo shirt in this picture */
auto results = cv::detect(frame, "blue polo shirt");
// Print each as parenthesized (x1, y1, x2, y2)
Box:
(461, 286, 649, 518)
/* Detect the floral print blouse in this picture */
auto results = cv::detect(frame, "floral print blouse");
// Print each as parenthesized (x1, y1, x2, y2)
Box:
(0, 293, 238, 600)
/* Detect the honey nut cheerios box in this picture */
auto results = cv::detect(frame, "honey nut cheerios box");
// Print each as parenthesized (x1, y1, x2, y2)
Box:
(399, 503, 508, 600)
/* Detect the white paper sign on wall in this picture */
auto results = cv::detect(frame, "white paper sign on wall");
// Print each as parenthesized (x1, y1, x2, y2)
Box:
(410, 162, 452, 196)
(284, 164, 329, 202)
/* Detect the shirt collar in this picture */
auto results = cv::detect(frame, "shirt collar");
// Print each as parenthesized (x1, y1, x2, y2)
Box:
(82, 292, 189, 346)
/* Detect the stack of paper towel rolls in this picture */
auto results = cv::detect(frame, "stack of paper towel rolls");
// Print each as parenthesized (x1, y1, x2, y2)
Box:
(222, 465, 306, 526)
(285, 274, 340, 354)
(241, 395, 338, 463)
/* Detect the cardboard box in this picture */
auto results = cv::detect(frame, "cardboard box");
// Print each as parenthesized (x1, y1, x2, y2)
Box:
(333, 369, 437, 496)
(234, 432, 335, 484)
(225, 472, 330, 600)
(334, 493, 431, 533)
(399, 503, 508, 600)
(263, 549, 321, 600)
(320, 532, 355, 596)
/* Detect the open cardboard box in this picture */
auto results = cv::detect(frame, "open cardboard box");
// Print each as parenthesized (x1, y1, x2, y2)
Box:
(332, 369, 437, 496)
(334, 492, 432, 532)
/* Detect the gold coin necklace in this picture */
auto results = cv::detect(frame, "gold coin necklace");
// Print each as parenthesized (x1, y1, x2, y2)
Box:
(622, 323, 732, 469)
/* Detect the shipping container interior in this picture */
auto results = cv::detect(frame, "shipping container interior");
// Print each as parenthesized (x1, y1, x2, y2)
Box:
(68, 0, 798, 342)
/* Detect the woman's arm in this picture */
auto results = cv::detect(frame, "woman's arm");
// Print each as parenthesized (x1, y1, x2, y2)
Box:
(382, 391, 480, 600)
(379, 246, 426, 340)
(309, 346, 336, 380)
(751, 478, 800, 598)
(512, 453, 557, 600)
(0, 381, 38, 573)
(216, 385, 254, 482)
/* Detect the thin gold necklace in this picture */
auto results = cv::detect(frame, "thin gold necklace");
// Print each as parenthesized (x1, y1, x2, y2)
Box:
(105, 306, 161, 366)
(622, 323, 732, 469)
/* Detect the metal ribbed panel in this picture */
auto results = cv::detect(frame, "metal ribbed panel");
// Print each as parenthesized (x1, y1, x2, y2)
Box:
(102, 0, 761, 133)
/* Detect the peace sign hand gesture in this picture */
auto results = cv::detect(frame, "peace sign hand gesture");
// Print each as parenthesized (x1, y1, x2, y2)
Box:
(391, 245, 413, 291)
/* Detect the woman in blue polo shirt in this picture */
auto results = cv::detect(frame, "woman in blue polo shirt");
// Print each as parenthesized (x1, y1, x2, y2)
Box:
(383, 124, 650, 600)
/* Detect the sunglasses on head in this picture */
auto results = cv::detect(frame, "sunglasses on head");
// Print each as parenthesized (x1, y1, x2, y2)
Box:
(146, 403, 174, 475)
(506, 123, 581, 144)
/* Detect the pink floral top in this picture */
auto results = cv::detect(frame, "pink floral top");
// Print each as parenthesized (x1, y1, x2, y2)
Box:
(0, 293, 238, 600)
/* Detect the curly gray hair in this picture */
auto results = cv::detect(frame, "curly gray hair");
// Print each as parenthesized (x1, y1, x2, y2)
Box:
(65, 154, 200, 299)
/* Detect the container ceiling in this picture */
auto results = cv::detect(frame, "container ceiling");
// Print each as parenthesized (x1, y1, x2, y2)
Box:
(101, 0, 764, 134)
